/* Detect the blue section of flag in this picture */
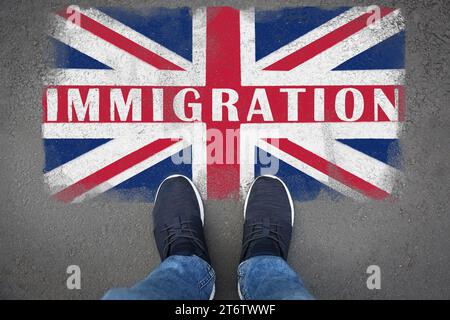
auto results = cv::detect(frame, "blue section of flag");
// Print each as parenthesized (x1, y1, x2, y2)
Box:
(51, 38, 112, 69)
(334, 31, 405, 70)
(105, 147, 192, 202)
(43, 139, 111, 172)
(338, 139, 401, 169)
(255, 7, 350, 61)
(98, 7, 193, 61)
(44, 6, 404, 203)
(254, 148, 341, 201)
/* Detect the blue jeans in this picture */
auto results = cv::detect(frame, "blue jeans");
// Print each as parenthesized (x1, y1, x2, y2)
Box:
(103, 255, 314, 300)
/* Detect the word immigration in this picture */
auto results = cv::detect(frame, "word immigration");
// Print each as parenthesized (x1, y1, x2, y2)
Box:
(44, 86, 402, 123)
(42, 6, 405, 203)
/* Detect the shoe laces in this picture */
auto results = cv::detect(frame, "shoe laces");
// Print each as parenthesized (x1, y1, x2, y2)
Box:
(160, 219, 207, 258)
(242, 218, 288, 256)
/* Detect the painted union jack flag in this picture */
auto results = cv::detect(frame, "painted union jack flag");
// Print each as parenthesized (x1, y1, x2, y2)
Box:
(42, 6, 405, 203)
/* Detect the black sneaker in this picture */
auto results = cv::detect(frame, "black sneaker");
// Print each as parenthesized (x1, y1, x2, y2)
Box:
(153, 175, 210, 264)
(240, 175, 294, 262)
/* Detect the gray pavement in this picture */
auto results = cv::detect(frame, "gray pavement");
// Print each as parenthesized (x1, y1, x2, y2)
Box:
(0, 0, 449, 299)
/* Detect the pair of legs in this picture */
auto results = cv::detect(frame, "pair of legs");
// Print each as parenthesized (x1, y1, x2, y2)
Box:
(103, 175, 314, 300)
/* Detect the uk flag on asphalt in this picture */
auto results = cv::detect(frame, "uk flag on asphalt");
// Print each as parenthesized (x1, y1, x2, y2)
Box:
(42, 6, 405, 203)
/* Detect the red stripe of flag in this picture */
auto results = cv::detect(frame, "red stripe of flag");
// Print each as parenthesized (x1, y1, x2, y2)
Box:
(58, 9, 185, 71)
(264, 8, 394, 71)
(55, 138, 180, 203)
(204, 7, 242, 199)
(267, 138, 390, 200)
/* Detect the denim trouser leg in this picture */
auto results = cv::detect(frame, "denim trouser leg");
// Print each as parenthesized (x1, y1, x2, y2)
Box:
(238, 255, 314, 300)
(102, 255, 215, 300)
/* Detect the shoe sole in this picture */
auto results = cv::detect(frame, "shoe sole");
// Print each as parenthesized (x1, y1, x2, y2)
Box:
(210, 284, 215, 300)
(238, 281, 244, 300)
(243, 175, 294, 226)
(154, 174, 205, 225)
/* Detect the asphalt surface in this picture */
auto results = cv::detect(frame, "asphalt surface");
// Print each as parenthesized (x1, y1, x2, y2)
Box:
(0, 0, 449, 299)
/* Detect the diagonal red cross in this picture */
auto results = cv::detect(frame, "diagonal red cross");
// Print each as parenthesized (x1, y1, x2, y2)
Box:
(53, 6, 400, 201)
